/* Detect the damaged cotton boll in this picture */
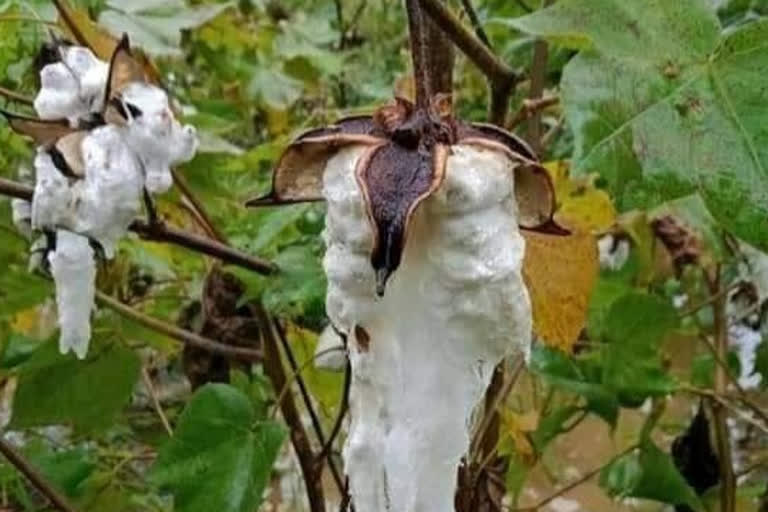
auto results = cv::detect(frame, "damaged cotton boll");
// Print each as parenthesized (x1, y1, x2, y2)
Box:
(118, 83, 198, 194)
(324, 145, 531, 512)
(48, 230, 96, 359)
(34, 46, 108, 122)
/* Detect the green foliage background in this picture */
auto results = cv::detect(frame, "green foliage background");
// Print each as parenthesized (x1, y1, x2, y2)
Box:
(0, 0, 766, 510)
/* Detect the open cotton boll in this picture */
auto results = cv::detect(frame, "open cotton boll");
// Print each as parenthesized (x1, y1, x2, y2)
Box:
(11, 198, 32, 239)
(31, 149, 78, 231)
(324, 145, 531, 512)
(49, 230, 96, 360)
(75, 125, 144, 257)
(119, 83, 199, 194)
(34, 47, 108, 122)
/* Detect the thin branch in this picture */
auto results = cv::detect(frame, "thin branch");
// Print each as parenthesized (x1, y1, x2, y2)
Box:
(470, 357, 525, 462)
(316, 360, 351, 463)
(51, 0, 88, 48)
(510, 445, 637, 512)
(678, 281, 742, 318)
(171, 169, 226, 242)
(707, 267, 736, 512)
(141, 367, 173, 437)
(0, 438, 77, 512)
(95, 291, 263, 362)
(540, 115, 565, 150)
(526, 0, 552, 155)
(274, 321, 345, 492)
(507, 95, 559, 131)
(272, 346, 345, 415)
(0, 87, 34, 105)
(418, 0, 515, 86)
(459, 0, 491, 49)
(0, 178, 277, 275)
(253, 303, 326, 512)
(417, 0, 517, 125)
(682, 385, 768, 434)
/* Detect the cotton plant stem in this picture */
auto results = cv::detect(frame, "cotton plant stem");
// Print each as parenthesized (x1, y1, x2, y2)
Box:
(141, 367, 174, 437)
(707, 267, 736, 512)
(0, 87, 34, 105)
(170, 169, 226, 242)
(507, 96, 559, 131)
(0, 437, 78, 512)
(525, 0, 553, 155)
(254, 303, 326, 512)
(0, 178, 276, 275)
(273, 321, 345, 493)
(459, 0, 491, 49)
(95, 291, 263, 362)
(417, 0, 517, 125)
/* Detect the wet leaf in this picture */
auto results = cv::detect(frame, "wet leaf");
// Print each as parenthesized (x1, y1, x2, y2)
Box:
(10, 341, 140, 432)
(523, 229, 598, 351)
(150, 384, 285, 512)
(511, 3, 768, 250)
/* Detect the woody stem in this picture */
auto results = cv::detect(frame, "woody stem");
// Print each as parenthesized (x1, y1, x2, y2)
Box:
(405, 0, 454, 108)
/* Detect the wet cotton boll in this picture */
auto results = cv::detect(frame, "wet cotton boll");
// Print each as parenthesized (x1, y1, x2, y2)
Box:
(75, 125, 144, 257)
(31, 149, 78, 231)
(324, 145, 531, 512)
(119, 83, 199, 194)
(49, 230, 96, 359)
(34, 47, 108, 122)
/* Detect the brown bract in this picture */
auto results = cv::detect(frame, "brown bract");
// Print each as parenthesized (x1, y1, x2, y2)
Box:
(248, 96, 561, 295)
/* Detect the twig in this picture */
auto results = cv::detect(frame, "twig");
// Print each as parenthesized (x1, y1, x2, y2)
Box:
(470, 357, 525, 462)
(706, 266, 736, 512)
(0, 87, 34, 105)
(507, 96, 559, 131)
(540, 115, 565, 150)
(0, 437, 77, 512)
(273, 321, 345, 492)
(526, 0, 553, 155)
(316, 360, 351, 463)
(95, 291, 263, 362)
(253, 303, 326, 512)
(510, 445, 637, 511)
(170, 169, 225, 242)
(141, 367, 173, 437)
(272, 346, 345, 416)
(417, 0, 517, 125)
(51, 0, 88, 48)
(459, 0, 491, 49)
(682, 385, 768, 434)
(678, 281, 742, 318)
(0, 178, 277, 275)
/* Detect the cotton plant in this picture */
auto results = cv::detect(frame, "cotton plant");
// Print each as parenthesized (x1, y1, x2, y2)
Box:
(4, 36, 198, 359)
(250, 95, 561, 511)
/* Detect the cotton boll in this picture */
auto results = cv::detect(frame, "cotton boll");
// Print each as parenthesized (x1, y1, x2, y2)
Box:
(34, 47, 107, 122)
(11, 198, 32, 239)
(324, 145, 531, 512)
(31, 149, 78, 231)
(49, 230, 96, 359)
(119, 83, 199, 194)
(75, 125, 144, 257)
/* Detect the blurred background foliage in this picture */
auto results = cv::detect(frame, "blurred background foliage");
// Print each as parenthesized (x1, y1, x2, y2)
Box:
(0, 0, 766, 511)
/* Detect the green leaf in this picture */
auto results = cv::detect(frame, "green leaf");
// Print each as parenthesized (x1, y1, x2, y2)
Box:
(530, 405, 582, 452)
(10, 342, 140, 433)
(756, 337, 768, 390)
(511, 0, 768, 250)
(600, 441, 703, 510)
(602, 293, 678, 405)
(503, 0, 720, 64)
(529, 345, 619, 425)
(24, 442, 94, 497)
(150, 384, 285, 512)
(249, 68, 304, 110)
(99, 0, 233, 56)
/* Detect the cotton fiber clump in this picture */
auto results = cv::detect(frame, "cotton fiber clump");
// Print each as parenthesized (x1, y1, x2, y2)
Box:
(16, 44, 198, 359)
(323, 145, 531, 512)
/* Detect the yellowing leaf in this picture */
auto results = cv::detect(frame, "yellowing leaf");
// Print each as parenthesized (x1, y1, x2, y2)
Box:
(543, 160, 616, 232)
(523, 229, 598, 351)
(498, 409, 538, 464)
